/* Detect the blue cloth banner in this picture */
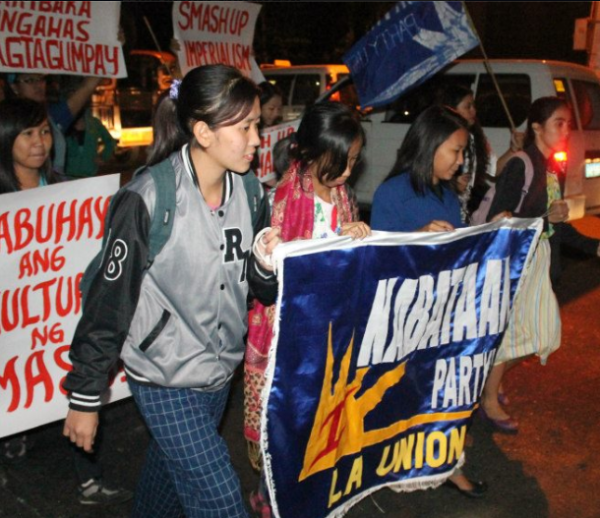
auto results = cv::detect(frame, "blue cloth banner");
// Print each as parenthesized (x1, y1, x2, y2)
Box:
(262, 219, 542, 518)
(343, 1, 479, 109)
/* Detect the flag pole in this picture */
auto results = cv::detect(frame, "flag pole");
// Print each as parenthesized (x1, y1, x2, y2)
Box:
(462, 2, 516, 132)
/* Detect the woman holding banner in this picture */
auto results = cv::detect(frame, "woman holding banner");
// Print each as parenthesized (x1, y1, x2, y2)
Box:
(371, 105, 471, 233)
(63, 64, 281, 518)
(0, 97, 55, 489)
(0, 98, 133, 505)
(371, 105, 491, 498)
(244, 102, 370, 516)
(479, 97, 571, 433)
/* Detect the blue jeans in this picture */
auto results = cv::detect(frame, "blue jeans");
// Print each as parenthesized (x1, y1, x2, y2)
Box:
(128, 380, 248, 518)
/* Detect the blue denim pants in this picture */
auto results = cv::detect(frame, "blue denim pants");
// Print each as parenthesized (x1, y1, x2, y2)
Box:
(128, 380, 248, 518)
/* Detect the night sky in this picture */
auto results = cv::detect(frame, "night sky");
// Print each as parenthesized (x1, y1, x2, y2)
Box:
(121, 2, 593, 66)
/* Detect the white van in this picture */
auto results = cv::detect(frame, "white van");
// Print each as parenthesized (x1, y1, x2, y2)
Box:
(261, 63, 355, 121)
(321, 59, 600, 217)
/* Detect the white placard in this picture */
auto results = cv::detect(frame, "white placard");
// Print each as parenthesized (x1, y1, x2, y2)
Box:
(173, 1, 262, 81)
(0, 1, 126, 77)
(0, 175, 130, 439)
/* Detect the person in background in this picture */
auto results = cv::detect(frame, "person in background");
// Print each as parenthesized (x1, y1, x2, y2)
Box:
(7, 73, 103, 175)
(258, 81, 284, 129)
(371, 105, 490, 498)
(0, 99, 58, 193)
(63, 64, 280, 518)
(5, 27, 124, 174)
(439, 85, 525, 404)
(244, 102, 370, 517)
(65, 106, 117, 179)
(439, 84, 524, 224)
(264, 133, 295, 209)
(480, 97, 571, 432)
(0, 98, 132, 505)
(253, 81, 285, 198)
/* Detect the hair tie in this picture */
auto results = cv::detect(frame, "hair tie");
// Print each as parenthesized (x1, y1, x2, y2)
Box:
(169, 79, 182, 100)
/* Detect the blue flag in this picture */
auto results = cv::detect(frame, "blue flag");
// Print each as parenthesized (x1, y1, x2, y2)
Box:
(262, 219, 541, 518)
(343, 1, 479, 108)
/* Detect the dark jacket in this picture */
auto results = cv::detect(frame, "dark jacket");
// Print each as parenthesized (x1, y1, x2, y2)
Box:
(488, 144, 549, 232)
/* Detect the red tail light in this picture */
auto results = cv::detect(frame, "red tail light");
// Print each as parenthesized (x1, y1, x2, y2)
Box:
(554, 151, 567, 163)
(551, 151, 568, 177)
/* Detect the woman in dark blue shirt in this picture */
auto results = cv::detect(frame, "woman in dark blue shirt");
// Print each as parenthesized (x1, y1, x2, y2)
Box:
(371, 105, 489, 498)
(371, 105, 468, 233)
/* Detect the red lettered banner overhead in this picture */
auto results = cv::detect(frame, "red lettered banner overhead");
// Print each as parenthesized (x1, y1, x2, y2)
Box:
(0, 1, 126, 77)
(0, 175, 128, 439)
(173, 1, 262, 79)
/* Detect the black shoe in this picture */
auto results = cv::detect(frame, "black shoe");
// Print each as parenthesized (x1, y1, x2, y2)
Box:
(78, 478, 133, 506)
(443, 478, 488, 499)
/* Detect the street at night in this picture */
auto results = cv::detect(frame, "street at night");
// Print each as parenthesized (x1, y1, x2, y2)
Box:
(2, 2, 600, 518)
(0, 212, 599, 518)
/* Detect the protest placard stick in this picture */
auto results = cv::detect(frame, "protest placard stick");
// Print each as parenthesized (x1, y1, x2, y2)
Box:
(143, 16, 177, 77)
(143, 15, 165, 54)
(462, 2, 516, 132)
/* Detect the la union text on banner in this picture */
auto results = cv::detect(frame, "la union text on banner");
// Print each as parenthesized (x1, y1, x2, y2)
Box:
(173, 1, 262, 79)
(0, 1, 126, 77)
(0, 176, 127, 439)
(343, 1, 479, 109)
(262, 220, 542, 518)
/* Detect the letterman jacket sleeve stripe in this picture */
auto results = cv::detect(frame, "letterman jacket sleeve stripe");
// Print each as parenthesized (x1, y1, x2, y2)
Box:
(69, 393, 102, 411)
(63, 188, 151, 412)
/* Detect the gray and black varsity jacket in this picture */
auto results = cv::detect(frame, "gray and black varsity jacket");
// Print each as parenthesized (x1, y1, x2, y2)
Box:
(63, 146, 277, 411)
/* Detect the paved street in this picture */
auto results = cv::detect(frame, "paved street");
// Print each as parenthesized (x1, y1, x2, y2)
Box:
(1, 212, 599, 518)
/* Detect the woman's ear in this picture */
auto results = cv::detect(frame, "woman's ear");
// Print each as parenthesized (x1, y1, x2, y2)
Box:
(531, 122, 542, 136)
(192, 121, 213, 148)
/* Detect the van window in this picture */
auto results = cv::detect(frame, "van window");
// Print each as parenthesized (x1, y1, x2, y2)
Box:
(554, 78, 579, 130)
(571, 80, 600, 130)
(266, 75, 294, 106)
(292, 74, 321, 107)
(475, 74, 531, 128)
(384, 74, 475, 123)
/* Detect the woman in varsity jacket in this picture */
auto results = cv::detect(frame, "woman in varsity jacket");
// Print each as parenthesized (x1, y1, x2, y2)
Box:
(63, 65, 281, 518)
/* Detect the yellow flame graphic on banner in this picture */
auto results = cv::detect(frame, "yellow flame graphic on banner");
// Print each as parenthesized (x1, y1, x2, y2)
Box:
(299, 324, 475, 482)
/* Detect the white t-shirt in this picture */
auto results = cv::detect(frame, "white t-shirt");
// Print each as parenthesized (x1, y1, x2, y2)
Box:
(313, 195, 340, 239)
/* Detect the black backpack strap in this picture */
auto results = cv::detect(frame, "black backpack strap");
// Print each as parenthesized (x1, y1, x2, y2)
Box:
(134, 160, 177, 268)
(241, 171, 270, 235)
